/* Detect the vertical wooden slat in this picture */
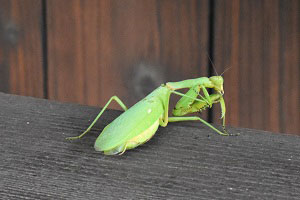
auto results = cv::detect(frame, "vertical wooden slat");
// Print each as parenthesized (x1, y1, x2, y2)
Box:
(248, 1, 264, 129)
(278, 0, 300, 134)
(212, 0, 241, 128)
(0, 0, 44, 97)
(155, 0, 210, 117)
(47, 0, 159, 106)
(158, 0, 209, 80)
(263, 1, 280, 132)
(102, 0, 161, 105)
(47, 0, 87, 104)
(212, 0, 300, 134)
(47, 0, 210, 116)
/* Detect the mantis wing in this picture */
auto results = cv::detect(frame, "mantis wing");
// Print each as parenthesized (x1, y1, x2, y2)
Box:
(95, 95, 164, 151)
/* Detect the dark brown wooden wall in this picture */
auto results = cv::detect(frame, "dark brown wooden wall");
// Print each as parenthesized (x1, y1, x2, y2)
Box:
(0, 0, 299, 134)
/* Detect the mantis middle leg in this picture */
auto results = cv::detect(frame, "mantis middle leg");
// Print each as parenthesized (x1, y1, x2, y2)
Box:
(168, 116, 228, 136)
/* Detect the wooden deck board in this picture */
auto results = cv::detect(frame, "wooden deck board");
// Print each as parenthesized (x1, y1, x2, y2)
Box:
(1, 92, 300, 199)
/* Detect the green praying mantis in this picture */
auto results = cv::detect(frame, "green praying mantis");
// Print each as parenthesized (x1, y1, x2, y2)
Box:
(67, 75, 233, 155)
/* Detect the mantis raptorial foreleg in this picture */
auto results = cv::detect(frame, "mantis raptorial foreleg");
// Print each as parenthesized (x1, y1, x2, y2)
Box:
(66, 96, 128, 140)
(159, 89, 206, 127)
(219, 96, 227, 133)
(157, 89, 229, 135)
(201, 86, 213, 107)
(172, 87, 229, 135)
(173, 85, 211, 111)
(175, 94, 233, 135)
(174, 85, 200, 112)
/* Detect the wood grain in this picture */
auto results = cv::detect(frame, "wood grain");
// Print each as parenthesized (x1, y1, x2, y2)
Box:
(0, 0, 44, 97)
(1, 92, 300, 199)
(46, 0, 210, 116)
(212, 0, 300, 134)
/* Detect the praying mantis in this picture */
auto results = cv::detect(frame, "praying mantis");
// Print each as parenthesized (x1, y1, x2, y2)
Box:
(67, 76, 231, 155)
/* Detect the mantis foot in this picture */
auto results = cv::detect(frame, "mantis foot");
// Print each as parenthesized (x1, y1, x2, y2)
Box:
(66, 136, 81, 140)
(223, 126, 239, 136)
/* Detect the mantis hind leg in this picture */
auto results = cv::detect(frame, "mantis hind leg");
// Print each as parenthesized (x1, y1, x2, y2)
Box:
(66, 96, 128, 140)
(168, 116, 229, 136)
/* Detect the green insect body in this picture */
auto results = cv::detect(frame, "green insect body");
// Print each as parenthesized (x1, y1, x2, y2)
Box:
(67, 76, 229, 155)
(94, 87, 168, 155)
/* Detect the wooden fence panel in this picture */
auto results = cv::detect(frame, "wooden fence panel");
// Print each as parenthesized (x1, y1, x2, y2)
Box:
(46, 0, 210, 116)
(0, 0, 44, 97)
(212, 0, 299, 134)
(0, 0, 298, 134)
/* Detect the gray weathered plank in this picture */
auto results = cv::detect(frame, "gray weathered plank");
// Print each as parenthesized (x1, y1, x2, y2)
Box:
(0, 92, 300, 199)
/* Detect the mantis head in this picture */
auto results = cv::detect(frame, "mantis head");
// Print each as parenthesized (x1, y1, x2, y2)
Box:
(209, 76, 224, 94)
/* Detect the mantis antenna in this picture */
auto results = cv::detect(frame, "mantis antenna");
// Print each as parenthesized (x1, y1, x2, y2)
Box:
(220, 66, 232, 76)
(205, 52, 219, 76)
